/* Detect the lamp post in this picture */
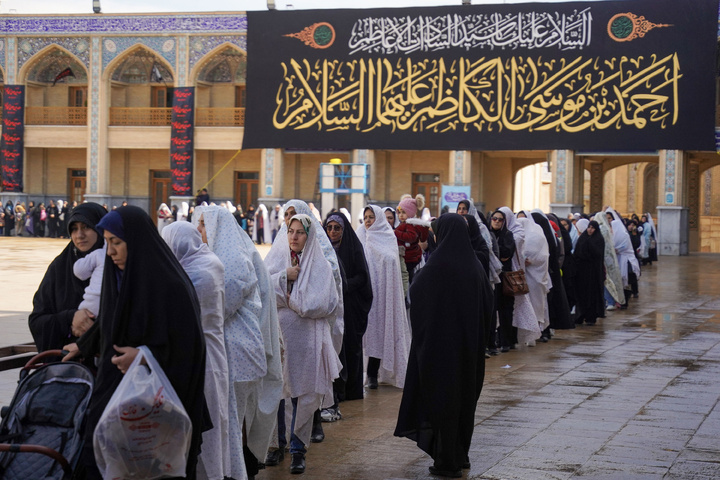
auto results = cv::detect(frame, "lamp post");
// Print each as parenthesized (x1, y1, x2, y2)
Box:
(93, 0, 101, 13)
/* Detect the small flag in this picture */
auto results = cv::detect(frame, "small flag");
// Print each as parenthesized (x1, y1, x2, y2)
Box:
(151, 64, 164, 83)
(52, 67, 75, 86)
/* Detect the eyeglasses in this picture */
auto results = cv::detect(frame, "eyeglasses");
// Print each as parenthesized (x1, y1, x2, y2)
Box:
(491, 217, 504, 222)
(326, 224, 343, 232)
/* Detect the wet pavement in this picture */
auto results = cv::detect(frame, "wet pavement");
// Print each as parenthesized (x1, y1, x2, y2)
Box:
(1, 237, 719, 479)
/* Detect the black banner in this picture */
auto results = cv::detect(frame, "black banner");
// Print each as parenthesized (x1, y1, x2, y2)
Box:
(244, 0, 718, 151)
(170, 87, 194, 196)
(1, 85, 25, 192)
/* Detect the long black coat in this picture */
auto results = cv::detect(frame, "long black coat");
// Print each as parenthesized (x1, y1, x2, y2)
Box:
(574, 229, 606, 321)
(395, 214, 493, 471)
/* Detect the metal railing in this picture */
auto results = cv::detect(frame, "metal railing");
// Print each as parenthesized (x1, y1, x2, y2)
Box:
(25, 106, 87, 125)
(109, 107, 172, 126)
(195, 107, 245, 126)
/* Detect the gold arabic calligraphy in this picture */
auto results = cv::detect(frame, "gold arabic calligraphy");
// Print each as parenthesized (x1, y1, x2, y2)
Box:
(273, 53, 680, 133)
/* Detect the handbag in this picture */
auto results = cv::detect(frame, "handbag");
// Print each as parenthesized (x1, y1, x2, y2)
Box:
(501, 249, 530, 296)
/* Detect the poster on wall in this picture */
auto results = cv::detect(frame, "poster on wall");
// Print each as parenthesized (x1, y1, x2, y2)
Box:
(1, 86, 25, 192)
(244, 0, 718, 151)
(441, 185, 471, 213)
(169, 87, 194, 196)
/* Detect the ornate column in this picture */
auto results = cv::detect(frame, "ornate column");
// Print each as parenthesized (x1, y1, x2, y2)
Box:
(657, 149, 689, 255)
(258, 148, 284, 205)
(83, 36, 111, 206)
(549, 149, 583, 218)
(588, 161, 604, 213)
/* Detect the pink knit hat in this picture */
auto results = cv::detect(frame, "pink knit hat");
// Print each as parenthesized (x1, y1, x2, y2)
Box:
(398, 197, 417, 218)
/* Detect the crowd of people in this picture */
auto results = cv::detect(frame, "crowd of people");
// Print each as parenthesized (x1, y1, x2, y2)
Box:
(25, 194, 658, 479)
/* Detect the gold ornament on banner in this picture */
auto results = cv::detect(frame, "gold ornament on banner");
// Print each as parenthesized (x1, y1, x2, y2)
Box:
(284, 22, 336, 49)
(607, 13, 672, 42)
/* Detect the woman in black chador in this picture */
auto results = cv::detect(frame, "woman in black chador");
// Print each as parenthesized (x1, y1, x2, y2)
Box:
(29, 202, 107, 351)
(66, 206, 207, 479)
(395, 214, 493, 478)
(573, 220, 606, 325)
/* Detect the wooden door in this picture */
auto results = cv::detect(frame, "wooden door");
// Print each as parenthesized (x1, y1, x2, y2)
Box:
(68, 169, 86, 204)
(150, 170, 172, 225)
(412, 173, 441, 216)
(234, 171, 259, 210)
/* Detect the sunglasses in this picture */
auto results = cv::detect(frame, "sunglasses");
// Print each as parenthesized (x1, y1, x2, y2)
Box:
(326, 224, 343, 232)
(491, 217, 505, 222)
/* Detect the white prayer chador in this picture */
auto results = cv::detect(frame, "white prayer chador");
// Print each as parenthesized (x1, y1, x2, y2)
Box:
(611, 219, 641, 288)
(161, 222, 230, 480)
(156, 202, 173, 234)
(498, 207, 541, 344)
(356, 205, 410, 388)
(193, 206, 266, 480)
(272, 199, 344, 354)
(593, 212, 625, 304)
(253, 204, 272, 244)
(265, 214, 342, 446)
(517, 216, 551, 333)
(233, 214, 283, 463)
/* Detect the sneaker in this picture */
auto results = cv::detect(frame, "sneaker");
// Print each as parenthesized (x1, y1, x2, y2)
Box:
(606, 304, 616, 311)
(526, 340, 536, 347)
(320, 407, 342, 422)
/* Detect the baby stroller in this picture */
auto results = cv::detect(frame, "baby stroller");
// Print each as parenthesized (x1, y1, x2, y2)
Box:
(0, 350, 94, 480)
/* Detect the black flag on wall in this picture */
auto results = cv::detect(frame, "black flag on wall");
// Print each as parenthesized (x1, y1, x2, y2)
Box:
(52, 68, 75, 86)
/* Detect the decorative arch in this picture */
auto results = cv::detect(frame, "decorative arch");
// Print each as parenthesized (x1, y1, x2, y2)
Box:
(191, 42, 247, 85)
(104, 45, 174, 84)
(18, 44, 89, 84)
(642, 162, 659, 215)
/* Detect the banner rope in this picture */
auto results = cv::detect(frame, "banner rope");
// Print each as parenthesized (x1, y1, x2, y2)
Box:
(199, 148, 242, 192)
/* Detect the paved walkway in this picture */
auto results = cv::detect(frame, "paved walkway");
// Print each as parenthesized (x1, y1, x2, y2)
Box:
(1, 238, 719, 479)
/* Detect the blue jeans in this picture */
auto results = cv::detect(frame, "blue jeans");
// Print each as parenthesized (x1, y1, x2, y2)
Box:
(277, 398, 306, 455)
(604, 287, 614, 306)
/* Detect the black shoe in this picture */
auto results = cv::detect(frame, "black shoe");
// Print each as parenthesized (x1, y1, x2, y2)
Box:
(264, 449, 284, 466)
(488, 348, 499, 356)
(539, 336, 549, 343)
(368, 376, 378, 389)
(429, 465, 462, 478)
(500, 346, 510, 353)
(290, 453, 306, 474)
(310, 424, 325, 443)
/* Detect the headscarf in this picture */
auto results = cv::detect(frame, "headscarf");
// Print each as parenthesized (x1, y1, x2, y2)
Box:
(81, 206, 206, 478)
(383, 206, 400, 228)
(29, 202, 108, 352)
(576, 218, 589, 234)
(356, 205, 409, 388)
(517, 216, 551, 334)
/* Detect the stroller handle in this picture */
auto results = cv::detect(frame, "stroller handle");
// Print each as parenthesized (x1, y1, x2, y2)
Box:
(0, 444, 71, 476)
(22, 350, 65, 372)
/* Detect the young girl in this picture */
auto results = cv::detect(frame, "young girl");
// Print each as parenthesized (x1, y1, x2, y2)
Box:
(394, 194, 430, 285)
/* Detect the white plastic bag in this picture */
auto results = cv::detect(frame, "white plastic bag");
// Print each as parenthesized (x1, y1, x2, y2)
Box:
(94, 346, 192, 479)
